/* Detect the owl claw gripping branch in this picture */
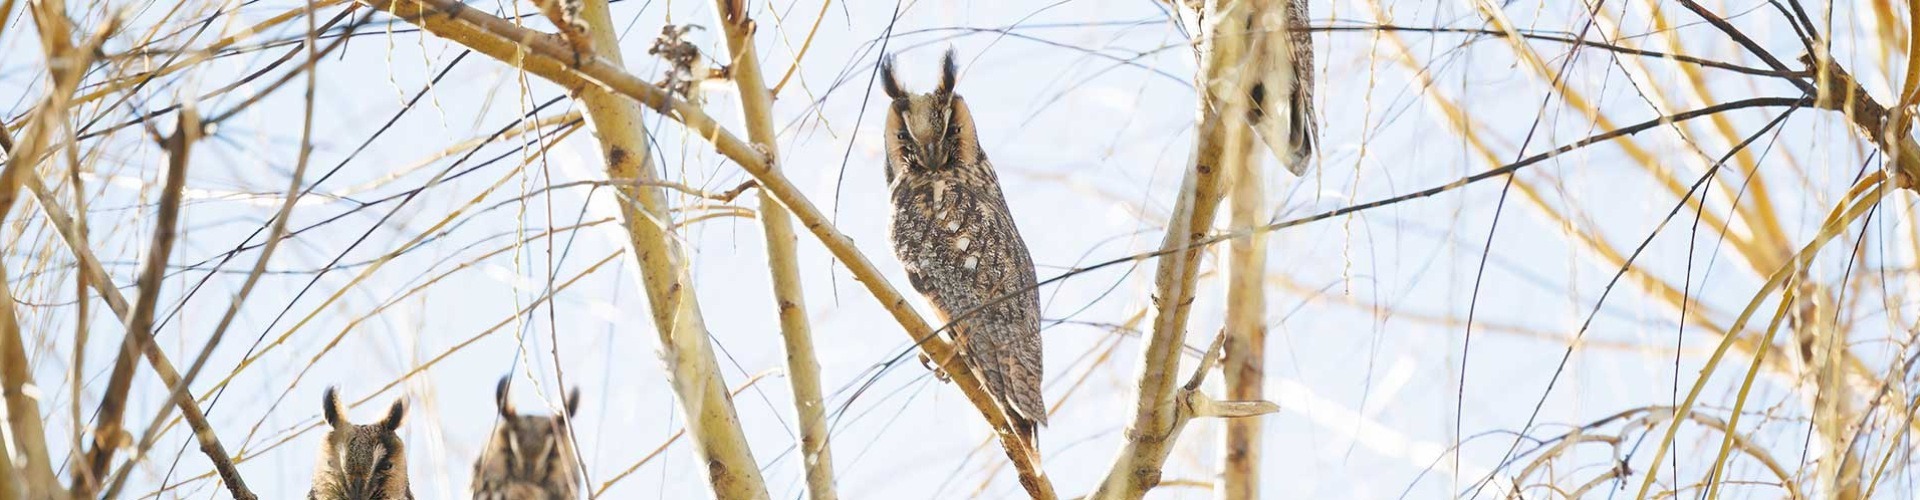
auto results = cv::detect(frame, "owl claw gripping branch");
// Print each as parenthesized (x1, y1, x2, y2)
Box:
(879, 49, 1048, 448)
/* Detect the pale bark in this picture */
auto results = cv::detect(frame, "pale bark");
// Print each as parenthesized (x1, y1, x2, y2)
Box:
(1216, 86, 1269, 500)
(569, 0, 769, 497)
(1090, 1, 1285, 498)
(709, 1, 837, 499)
(0, 266, 65, 499)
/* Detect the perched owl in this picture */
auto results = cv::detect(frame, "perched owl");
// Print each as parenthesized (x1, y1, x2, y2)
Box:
(472, 377, 583, 500)
(880, 50, 1046, 447)
(309, 388, 412, 500)
(1252, 0, 1315, 175)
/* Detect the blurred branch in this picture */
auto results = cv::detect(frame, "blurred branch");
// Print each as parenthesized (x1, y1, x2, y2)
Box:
(100, 7, 333, 494)
(4, 2, 116, 497)
(1804, 54, 1920, 189)
(0, 28, 53, 498)
(61, 110, 257, 500)
(1637, 172, 1887, 499)
(1, 260, 63, 500)
(768, 0, 829, 96)
(1090, 1, 1284, 497)
(0, 432, 14, 500)
(351, 0, 1055, 494)
(68, 0, 350, 108)
(709, 2, 837, 499)
(1216, 18, 1271, 491)
(1312, 24, 1798, 77)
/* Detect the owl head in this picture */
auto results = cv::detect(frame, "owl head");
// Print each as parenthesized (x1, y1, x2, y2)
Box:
(473, 376, 582, 494)
(312, 387, 410, 500)
(879, 49, 982, 185)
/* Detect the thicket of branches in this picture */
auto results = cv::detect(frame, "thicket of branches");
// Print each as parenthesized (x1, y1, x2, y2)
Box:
(4, 0, 1920, 498)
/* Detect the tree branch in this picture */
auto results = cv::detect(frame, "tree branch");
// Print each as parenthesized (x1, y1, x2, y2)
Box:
(1217, 0, 1278, 483)
(1090, 1, 1284, 497)
(709, 1, 837, 499)
(555, 0, 770, 497)
(0, 265, 64, 500)
(1802, 54, 1920, 189)
(59, 110, 257, 500)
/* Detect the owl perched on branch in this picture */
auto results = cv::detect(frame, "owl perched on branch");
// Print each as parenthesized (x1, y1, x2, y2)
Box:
(879, 50, 1046, 447)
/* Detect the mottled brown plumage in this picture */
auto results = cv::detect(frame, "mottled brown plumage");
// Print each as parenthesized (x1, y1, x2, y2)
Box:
(879, 50, 1046, 446)
(472, 377, 582, 500)
(309, 388, 412, 500)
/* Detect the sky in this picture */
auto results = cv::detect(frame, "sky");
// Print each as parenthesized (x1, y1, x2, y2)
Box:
(6, 0, 1918, 498)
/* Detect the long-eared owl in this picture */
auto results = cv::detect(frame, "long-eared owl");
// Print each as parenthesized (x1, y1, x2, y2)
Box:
(309, 387, 412, 500)
(879, 50, 1046, 446)
(472, 376, 582, 499)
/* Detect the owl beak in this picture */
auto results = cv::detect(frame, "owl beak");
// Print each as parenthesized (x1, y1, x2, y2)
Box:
(922, 144, 948, 169)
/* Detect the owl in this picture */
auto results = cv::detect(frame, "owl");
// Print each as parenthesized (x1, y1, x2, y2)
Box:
(471, 376, 583, 500)
(309, 387, 412, 500)
(879, 50, 1046, 447)
(1253, 0, 1315, 175)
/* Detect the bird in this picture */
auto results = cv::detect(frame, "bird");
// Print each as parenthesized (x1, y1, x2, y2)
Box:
(471, 376, 583, 500)
(308, 387, 412, 500)
(1252, 0, 1316, 175)
(879, 49, 1046, 448)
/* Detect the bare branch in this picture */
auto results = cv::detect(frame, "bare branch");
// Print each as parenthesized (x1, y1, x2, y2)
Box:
(1, 265, 65, 500)
(566, 0, 768, 496)
(710, 1, 838, 499)
(1090, 1, 1286, 497)
(60, 109, 258, 500)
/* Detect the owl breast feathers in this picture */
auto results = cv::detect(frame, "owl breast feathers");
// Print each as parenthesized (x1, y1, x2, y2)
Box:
(879, 50, 1046, 445)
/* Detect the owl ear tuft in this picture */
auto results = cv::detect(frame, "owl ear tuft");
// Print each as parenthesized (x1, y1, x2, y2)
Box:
(565, 387, 582, 418)
(936, 49, 958, 97)
(379, 399, 407, 432)
(322, 387, 345, 429)
(495, 376, 516, 419)
(879, 55, 904, 99)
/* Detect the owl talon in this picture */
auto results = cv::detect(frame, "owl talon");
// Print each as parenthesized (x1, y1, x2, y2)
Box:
(919, 353, 951, 383)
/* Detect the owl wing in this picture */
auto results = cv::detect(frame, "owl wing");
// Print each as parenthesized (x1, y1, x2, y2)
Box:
(889, 179, 1046, 426)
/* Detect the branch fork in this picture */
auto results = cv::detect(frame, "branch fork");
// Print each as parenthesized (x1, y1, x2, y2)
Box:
(1800, 53, 1920, 190)
(1177, 332, 1280, 422)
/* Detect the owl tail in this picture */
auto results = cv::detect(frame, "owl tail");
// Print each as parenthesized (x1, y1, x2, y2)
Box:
(1249, 0, 1315, 176)
(1003, 391, 1044, 453)
(1011, 411, 1040, 450)
(1247, 58, 1316, 176)
(982, 358, 1047, 450)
